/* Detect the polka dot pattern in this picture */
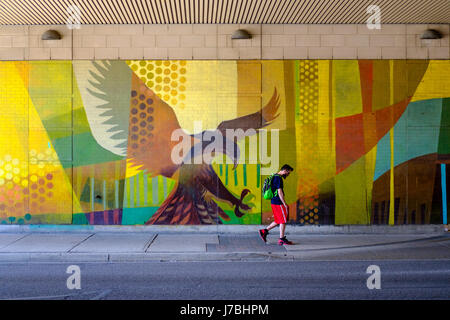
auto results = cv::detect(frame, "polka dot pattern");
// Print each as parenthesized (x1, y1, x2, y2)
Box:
(0, 155, 28, 220)
(128, 83, 156, 157)
(0, 150, 60, 221)
(297, 61, 320, 225)
(126, 60, 187, 109)
(0, 155, 27, 189)
(28, 168, 54, 214)
(298, 61, 318, 125)
(29, 148, 59, 166)
(298, 186, 320, 226)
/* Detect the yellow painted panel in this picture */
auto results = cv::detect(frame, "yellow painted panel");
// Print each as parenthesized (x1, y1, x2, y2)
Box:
(333, 60, 363, 117)
(411, 60, 450, 102)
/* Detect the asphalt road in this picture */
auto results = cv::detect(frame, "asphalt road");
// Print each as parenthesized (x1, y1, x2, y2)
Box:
(0, 260, 448, 300)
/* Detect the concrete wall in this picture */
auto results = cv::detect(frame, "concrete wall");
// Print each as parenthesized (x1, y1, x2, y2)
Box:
(0, 24, 449, 60)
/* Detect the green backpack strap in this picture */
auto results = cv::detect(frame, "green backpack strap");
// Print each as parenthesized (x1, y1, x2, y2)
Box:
(272, 173, 280, 197)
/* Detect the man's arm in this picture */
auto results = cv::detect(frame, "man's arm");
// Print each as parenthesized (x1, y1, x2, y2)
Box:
(277, 188, 288, 207)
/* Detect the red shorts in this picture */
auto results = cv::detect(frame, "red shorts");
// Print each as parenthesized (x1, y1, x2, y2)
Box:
(271, 204, 289, 224)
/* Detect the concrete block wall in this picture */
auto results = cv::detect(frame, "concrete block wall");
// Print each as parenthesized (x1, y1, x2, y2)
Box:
(0, 24, 449, 60)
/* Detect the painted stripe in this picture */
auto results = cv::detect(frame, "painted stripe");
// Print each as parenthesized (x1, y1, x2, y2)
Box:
(135, 173, 140, 207)
(294, 60, 300, 121)
(152, 176, 158, 205)
(389, 60, 395, 226)
(129, 176, 134, 208)
(123, 178, 128, 208)
(102, 180, 106, 210)
(114, 180, 119, 209)
(256, 164, 260, 188)
(90, 177, 94, 212)
(389, 128, 395, 225)
(225, 164, 229, 185)
(243, 164, 247, 186)
(442, 164, 448, 225)
(163, 176, 168, 198)
(143, 174, 148, 206)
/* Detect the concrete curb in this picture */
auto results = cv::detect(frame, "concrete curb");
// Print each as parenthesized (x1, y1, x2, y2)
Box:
(0, 224, 446, 234)
(0, 253, 109, 263)
(1, 251, 448, 263)
(0, 252, 289, 263)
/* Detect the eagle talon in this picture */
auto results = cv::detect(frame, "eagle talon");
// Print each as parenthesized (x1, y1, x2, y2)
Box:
(234, 189, 251, 218)
(234, 206, 246, 218)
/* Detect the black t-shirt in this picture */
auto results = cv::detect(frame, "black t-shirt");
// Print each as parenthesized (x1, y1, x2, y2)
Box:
(270, 174, 283, 205)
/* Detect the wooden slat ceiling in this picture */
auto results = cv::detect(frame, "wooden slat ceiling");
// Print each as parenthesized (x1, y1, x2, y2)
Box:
(0, 0, 449, 25)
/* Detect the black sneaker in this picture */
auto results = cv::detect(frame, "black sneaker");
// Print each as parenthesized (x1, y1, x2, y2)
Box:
(278, 236, 293, 245)
(259, 229, 268, 243)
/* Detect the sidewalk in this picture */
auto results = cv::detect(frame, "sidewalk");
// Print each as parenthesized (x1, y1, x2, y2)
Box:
(0, 225, 448, 262)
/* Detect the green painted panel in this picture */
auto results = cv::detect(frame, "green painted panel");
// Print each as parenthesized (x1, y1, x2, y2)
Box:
(438, 98, 450, 155)
(122, 207, 159, 225)
(72, 132, 124, 167)
(335, 156, 370, 225)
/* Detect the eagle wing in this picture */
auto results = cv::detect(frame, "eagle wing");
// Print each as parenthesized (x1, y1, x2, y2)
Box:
(216, 88, 280, 139)
(73, 60, 191, 178)
(73, 60, 132, 156)
(126, 72, 192, 177)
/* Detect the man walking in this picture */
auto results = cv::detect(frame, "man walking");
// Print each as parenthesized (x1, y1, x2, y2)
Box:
(259, 164, 294, 245)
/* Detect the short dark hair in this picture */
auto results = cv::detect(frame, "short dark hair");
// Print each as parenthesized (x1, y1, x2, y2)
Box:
(280, 164, 294, 172)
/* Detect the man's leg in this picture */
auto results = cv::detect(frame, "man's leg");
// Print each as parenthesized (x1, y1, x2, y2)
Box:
(266, 221, 278, 231)
(259, 221, 278, 243)
(277, 206, 293, 245)
(279, 223, 285, 238)
(278, 221, 294, 245)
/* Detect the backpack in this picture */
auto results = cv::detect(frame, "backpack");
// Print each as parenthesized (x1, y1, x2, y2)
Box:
(262, 174, 279, 200)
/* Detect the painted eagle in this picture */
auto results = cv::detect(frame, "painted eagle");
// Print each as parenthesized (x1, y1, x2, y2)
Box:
(73, 60, 280, 224)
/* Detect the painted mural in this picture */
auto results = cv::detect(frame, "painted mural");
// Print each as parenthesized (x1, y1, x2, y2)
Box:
(0, 60, 448, 226)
